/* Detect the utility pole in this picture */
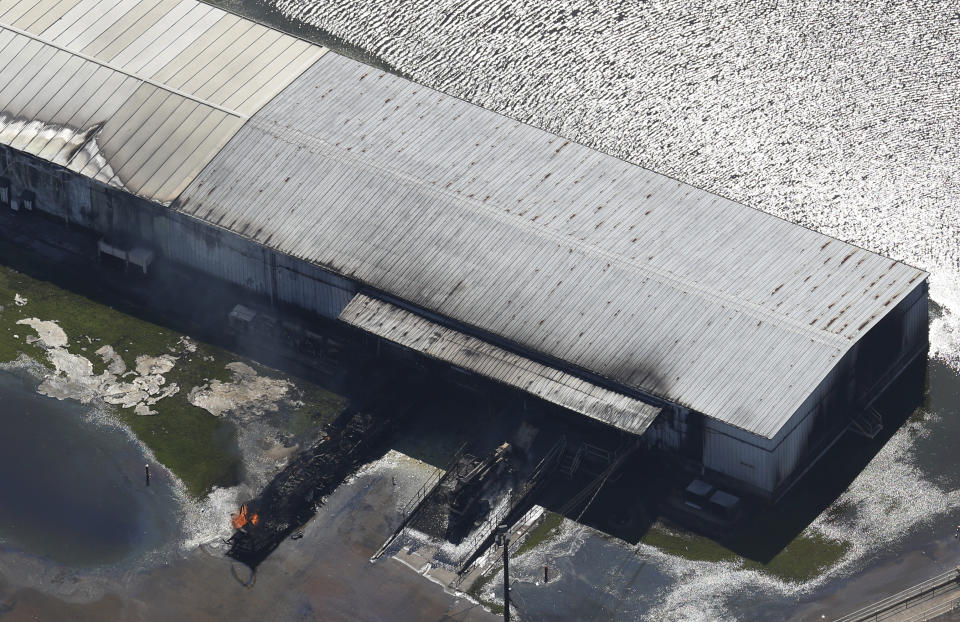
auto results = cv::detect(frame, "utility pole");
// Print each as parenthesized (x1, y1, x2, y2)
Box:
(497, 524, 510, 622)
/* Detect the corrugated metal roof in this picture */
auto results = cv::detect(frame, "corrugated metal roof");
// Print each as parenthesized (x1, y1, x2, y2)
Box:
(340, 294, 661, 435)
(177, 53, 927, 438)
(0, 0, 324, 202)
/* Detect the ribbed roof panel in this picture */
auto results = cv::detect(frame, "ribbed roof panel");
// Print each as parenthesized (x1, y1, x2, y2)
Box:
(0, 0, 325, 202)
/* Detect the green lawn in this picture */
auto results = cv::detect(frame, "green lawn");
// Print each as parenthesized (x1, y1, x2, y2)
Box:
(0, 265, 346, 497)
(516, 511, 565, 556)
(511, 512, 848, 584)
(640, 522, 849, 583)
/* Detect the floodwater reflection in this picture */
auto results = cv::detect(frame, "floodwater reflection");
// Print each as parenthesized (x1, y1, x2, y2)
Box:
(0, 369, 180, 566)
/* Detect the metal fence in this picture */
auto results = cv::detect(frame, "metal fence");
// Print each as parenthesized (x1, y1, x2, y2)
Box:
(371, 442, 467, 560)
(834, 567, 960, 622)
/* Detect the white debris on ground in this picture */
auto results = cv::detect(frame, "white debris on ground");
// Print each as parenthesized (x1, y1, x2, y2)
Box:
(390, 489, 515, 572)
(3, 318, 337, 554)
(15, 318, 67, 347)
(179, 485, 246, 550)
(184, 361, 321, 505)
(187, 361, 290, 419)
(349, 449, 440, 511)
(102, 353, 180, 416)
(97, 344, 126, 374)
(13, 293, 27, 306)
(175, 336, 197, 354)
(474, 517, 587, 608)
(15, 318, 180, 415)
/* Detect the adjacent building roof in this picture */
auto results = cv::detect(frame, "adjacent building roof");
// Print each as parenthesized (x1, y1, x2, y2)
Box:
(341, 294, 662, 435)
(0, 0, 928, 439)
(0, 0, 323, 201)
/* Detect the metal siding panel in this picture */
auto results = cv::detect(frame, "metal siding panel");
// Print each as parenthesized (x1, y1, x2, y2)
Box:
(15, 53, 85, 124)
(85, 0, 180, 61)
(84, 81, 159, 174)
(51, 69, 136, 136)
(104, 0, 195, 68)
(220, 41, 316, 113)
(146, 112, 242, 201)
(172, 21, 266, 95)
(77, 0, 158, 57)
(119, 97, 203, 192)
(0, 0, 30, 19)
(2, 49, 73, 120)
(0, 0, 323, 203)
(37, 0, 102, 39)
(704, 421, 773, 492)
(0, 28, 18, 61)
(147, 12, 239, 83)
(193, 29, 284, 103)
(107, 90, 185, 182)
(47, 0, 138, 49)
(0, 0, 44, 25)
(13, 0, 76, 33)
(129, 4, 222, 78)
(0, 37, 47, 100)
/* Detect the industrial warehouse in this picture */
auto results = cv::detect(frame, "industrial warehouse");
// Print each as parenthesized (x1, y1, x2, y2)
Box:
(0, 0, 928, 512)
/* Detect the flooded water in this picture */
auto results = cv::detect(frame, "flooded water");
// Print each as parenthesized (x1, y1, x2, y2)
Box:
(224, 0, 960, 619)
(0, 370, 181, 567)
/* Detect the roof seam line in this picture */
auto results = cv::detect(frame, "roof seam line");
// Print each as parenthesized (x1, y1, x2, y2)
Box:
(0, 22, 250, 121)
(249, 117, 850, 350)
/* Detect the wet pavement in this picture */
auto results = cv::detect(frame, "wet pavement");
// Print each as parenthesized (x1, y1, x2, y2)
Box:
(0, 451, 497, 621)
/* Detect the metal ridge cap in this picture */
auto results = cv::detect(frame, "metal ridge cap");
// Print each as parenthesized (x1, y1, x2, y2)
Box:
(0, 22, 249, 121)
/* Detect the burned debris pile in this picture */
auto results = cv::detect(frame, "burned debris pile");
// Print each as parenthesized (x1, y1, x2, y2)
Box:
(443, 443, 516, 543)
(406, 443, 519, 547)
(227, 408, 395, 569)
(375, 426, 566, 571)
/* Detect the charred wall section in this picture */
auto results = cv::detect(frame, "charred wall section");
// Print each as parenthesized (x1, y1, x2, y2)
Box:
(642, 406, 702, 462)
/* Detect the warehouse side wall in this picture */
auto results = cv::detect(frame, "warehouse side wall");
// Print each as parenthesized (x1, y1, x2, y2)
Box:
(0, 145, 931, 503)
(703, 279, 928, 500)
(0, 147, 358, 319)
